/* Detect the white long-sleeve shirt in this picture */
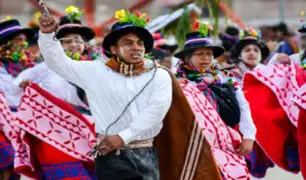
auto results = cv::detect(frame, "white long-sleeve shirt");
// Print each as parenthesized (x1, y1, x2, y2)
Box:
(38, 32, 172, 145)
(12, 62, 88, 108)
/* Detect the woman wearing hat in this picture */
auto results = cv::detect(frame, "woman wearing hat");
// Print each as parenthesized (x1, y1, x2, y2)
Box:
(229, 27, 271, 86)
(230, 27, 292, 86)
(9, 6, 103, 179)
(0, 18, 37, 106)
(230, 27, 303, 178)
(175, 21, 256, 179)
(14, 6, 101, 107)
(0, 18, 38, 180)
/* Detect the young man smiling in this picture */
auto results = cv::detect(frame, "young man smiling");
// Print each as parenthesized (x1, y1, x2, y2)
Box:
(38, 9, 221, 180)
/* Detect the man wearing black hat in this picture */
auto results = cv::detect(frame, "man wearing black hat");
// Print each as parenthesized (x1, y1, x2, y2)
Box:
(38, 10, 172, 179)
(38, 8, 221, 179)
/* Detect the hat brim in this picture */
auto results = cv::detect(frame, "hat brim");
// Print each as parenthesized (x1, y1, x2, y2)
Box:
(56, 26, 95, 41)
(158, 44, 178, 54)
(218, 33, 239, 41)
(174, 44, 224, 60)
(0, 28, 35, 45)
(230, 39, 270, 62)
(299, 28, 306, 33)
(102, 26, 153, 57)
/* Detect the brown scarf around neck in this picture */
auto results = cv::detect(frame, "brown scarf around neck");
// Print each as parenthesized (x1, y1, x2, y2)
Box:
(105, 57, 154, 76)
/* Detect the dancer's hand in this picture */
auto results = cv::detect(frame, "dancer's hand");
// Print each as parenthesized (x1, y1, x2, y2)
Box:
(19, 80, 32, 89)
(39, 15, 58, 33)
(97, 135, 124, 156)
(277, 53, 291, 64)
(237, 139, 254, 156)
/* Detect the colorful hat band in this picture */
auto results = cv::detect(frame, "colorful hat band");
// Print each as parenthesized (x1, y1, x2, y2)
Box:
(113, 23, 135, 31)
(0, 25, 22, 38)
(57, 23, 83, 31)
(184, 37, 213, 47)
(222, 33, 239, 40)
(241, 36, 258, 40)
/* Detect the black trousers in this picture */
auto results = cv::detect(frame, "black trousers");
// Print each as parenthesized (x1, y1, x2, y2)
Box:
(95, 147, 159, 180)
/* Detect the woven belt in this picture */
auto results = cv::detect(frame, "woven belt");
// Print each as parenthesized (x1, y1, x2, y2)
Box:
(121, 139, 154, 149)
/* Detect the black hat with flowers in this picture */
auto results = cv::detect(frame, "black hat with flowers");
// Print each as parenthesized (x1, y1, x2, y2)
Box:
(230, 27, 270, 62)
(174, 21, 224, 60)
(102, 9, 153, 57)
(56, 5, 95, 41)
(218, 26, 240, 51)
(0, 17, 35, 45)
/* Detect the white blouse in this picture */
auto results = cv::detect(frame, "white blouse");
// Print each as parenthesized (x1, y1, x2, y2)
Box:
(12, 62, 88, 109)
(0, 67, 19, 106)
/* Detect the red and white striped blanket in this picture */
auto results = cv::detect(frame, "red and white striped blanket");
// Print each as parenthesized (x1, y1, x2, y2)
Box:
(179, 80, 250, 180)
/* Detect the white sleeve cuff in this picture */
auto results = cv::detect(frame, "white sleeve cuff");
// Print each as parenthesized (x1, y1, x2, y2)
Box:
(241, 131, 256, 140)
(39, 31, 55, 38)
(118, 128, 135, 145)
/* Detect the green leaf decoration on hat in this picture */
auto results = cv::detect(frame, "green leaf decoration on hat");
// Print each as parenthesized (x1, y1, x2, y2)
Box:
(240, 27, 260, 39)
(65, 5, 83, 22)
(193, 20, 213, 37)
(115, 9, 149, 28)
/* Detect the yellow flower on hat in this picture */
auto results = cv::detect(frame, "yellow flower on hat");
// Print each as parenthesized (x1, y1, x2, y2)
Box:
(115, 9, 126, 20)
(301, 11, 305, 16)
(33, 12, 42, 25)
(251, 30, 258, 37)
(5, 16, 12, 21)
(65, 5, 80, 15)
(140, 13, 147, 18)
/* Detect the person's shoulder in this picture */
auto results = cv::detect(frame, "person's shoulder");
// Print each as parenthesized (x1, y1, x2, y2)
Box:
(153, 67, 172, 84)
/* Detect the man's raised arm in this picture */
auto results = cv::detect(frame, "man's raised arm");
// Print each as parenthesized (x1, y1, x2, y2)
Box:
(38, 15, 92, 88)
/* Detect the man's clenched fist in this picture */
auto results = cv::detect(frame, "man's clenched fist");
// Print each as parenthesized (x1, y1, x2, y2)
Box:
(39, 16, 58, 33)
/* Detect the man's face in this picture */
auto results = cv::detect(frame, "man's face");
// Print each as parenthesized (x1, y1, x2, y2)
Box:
(60, 33, 86, 55)
(110, 33, 145, 64)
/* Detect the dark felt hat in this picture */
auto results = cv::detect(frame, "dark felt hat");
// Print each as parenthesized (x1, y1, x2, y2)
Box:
(0, 19, 35, 45)
(174, 32, 224, 59)
(56, 16, 95, 41)
(102, 22, 153, 57)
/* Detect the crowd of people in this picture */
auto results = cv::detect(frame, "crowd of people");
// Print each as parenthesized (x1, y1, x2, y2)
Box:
(0, 4, 305, 180)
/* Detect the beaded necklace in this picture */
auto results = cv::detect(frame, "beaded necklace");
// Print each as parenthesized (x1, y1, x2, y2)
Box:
(0, 40, 37, 77)
(65, 47, 102, 61)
